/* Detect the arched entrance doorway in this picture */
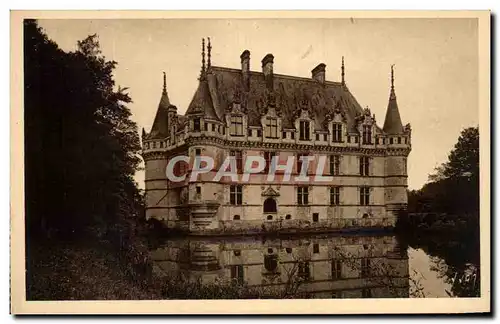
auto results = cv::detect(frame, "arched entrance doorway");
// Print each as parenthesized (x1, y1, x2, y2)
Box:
(263, 198, 277, 213)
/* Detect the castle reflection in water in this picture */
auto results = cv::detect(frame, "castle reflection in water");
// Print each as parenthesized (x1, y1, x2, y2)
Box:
(150, 234, 410, 298)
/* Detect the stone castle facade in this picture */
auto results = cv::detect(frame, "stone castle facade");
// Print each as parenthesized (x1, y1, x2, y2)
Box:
(141, 38, 412, 235)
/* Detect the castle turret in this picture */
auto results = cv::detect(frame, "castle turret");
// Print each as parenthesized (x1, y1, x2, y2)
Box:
(148, 72, 172, 139)
(142, 72, 177, 223)
(383, 65, 411, 225)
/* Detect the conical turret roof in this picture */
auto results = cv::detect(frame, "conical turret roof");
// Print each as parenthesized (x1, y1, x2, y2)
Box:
(149, 72, 171, 139)
(383, 65, 404, 135)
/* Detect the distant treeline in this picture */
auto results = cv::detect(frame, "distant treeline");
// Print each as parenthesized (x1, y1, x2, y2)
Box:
(404, 126, 479, 221)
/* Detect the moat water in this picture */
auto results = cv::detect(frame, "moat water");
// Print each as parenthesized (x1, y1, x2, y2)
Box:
(149, 233, 480, 298)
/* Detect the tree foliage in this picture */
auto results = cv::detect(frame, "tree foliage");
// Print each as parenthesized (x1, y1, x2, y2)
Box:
(408, 126, 479, 215)
(402, 126, 480, 297)
(24, 20, 143, 239)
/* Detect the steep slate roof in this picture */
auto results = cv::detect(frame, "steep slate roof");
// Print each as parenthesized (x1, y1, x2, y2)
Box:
(150, 62, 389, 139)
(204, 66, 367, 132)
(149, 84, 171, 139)
(382, 67, 404, 134)
(185, 75, 219, 120)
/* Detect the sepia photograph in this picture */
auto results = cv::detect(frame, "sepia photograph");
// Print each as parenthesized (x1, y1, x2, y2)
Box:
(10, 10, 490, 314)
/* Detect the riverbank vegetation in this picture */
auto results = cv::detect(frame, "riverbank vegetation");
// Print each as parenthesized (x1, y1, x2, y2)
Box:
(24, 19, 151, 300)
(396, 127, 480, 297)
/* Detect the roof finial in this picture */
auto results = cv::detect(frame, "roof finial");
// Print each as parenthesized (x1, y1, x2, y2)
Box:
(391, 64, 395, 90)
(207, 37, 212, 69)
(162, 72, 166, 94)
(341, 56, 345, 86)
(390, 64, 396, 99)
(201, 38, 206, 78)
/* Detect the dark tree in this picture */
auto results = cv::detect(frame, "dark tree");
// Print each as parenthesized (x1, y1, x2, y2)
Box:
(24, 19, 142, 240)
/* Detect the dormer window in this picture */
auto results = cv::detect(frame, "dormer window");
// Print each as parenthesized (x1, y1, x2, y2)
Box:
(362, 125, 372, 145)
(265, 117, 278, 139)
(299, 121, 310, 141)
(193, 118, 201, 132)
(230, 115, 243, 136)
(332, 123, 342, 142)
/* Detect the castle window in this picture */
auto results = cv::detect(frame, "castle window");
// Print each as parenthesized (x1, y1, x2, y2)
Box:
(286, 248, 292, 253)
(362, 125, 372, 145)
(354, 136, 359, 144)
(264, 151, 276, 172)
(257, 129, 262, 137)
(263, 198, 277, 213)
(313, 244, 319, 254)
(230, 150, 243, 174)
(330, 187, 340, 206)
(282, 131, 287, 139)
(152, 142, 156, 149)
(195, 148, 201, 156)
(211, 124, 216, 132)
(362, 288, 372, 298)
(398, 137, 402, 144)
(390, 137, 394, 144)
(204, 121, 208, 131)
(265, 117, 278, 139)
(234, 250, 241, 256)
(361, 258, 371, 278)
(323, 134, 327, 141)
(359, 156, 370, 176)
(291, 132, 295, 140)
(297, 187, 309, 205)
(332, 123, 342, 142)
(196, 186, 201, 195)
(404, 137, 408, 144)
(160, 142, 164, 148)
(299, 121, 310, 140)
(248, 129, 252, 137)
(312, 213, 319, 222)
(360, 187, 370, 206)
(330, 155, 340, 175)
(193, 118, 201, 131)
(285, 214, 291, 220)
(230, 185, 243, 205)
(233, 215, 240, 220)
(230, 115, 244, 136)
(297, 153, 308, 174)
(230, 265, 244, 284)
(315, 133, 320, 141)
(298, 262, 311, 281)
(331, 260, 342, 280)
(267, 215, 273, 221)
(264, 254, 278, 273)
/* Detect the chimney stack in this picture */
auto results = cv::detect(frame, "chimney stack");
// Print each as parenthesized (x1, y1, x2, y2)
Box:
(311, 63, 326, 84)
(261, 53, 274, 90)
(240, 50, 250, 91)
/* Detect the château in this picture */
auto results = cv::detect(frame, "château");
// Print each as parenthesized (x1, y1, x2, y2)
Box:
(141, 38, 412, 235)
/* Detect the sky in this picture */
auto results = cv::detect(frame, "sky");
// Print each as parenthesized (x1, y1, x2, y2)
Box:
(38, 18, 479, 190)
